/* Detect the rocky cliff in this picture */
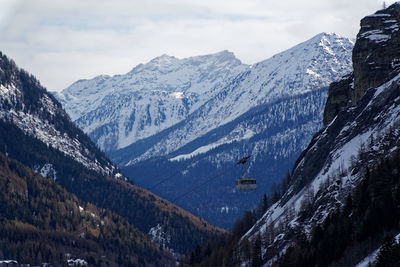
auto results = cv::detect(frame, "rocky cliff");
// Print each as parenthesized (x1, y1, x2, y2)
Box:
(240, 3, 400, 266)
(324, 3, 400, 126)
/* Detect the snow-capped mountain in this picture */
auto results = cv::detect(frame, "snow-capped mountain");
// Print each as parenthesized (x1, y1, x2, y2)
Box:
(55, 50, 247, 151)
(110, 32, 353, 166)
(240, 3, 400, 265)
(56, 33, 352, 158)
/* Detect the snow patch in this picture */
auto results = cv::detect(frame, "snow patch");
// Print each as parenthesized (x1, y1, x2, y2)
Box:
(0, 260, 18, 264)
(354, 249, 379, 267)
(171, 92, 185, 99)
(360, 29, 391, 43)
(169, 129, 255, 161)
(35, 163, 57, 181)
(67, 259, 88, 266)
(366, 13, 391, 17)
(149, 224, 171, 250)
(220, 205, 238, 214)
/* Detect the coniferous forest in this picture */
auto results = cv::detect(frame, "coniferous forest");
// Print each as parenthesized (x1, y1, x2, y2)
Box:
(0, 152, 172, 266)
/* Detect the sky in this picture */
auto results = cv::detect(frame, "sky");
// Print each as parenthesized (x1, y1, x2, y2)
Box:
(0, 0, 396, 92)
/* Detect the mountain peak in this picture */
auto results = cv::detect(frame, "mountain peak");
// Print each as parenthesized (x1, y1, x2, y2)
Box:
(312, 31, 338, 40)
(250, 32, 353, 101)
(148, 53, 177, 66)
(306, 32, 353, 48)
(210, 49, 236, 59)
(263, 32, 352, 62)
(184, 50, 242, 67)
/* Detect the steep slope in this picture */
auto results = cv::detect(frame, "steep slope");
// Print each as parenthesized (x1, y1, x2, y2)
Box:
(0, 56, 117, 177)
(0, 152, 171, 266)
(113, 32, 353, 166)
(239, 3, 400, 266)
(0, 52, 223, 254)
(55, 51, 247, 152)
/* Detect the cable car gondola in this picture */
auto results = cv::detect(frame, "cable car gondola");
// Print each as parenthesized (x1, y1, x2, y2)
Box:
(235, 155, 256, 191)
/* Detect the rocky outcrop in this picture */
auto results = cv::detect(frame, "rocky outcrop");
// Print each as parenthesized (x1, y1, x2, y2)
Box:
(353, 3, 400, 99)
(324, 3, 400, 126)
(323, 73, 354, 126)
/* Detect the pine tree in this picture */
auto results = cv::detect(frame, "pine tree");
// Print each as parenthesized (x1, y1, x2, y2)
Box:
(252, 234, 262, 267)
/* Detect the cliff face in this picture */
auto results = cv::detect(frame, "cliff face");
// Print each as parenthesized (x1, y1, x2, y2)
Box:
(323, 73, 354, 126)
(354, 3, 400, 99)
(324, 3, 400, 126)
(242, 3, 400, 265)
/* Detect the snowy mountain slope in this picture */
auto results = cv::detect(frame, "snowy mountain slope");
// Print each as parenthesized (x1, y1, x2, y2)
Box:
(0, 56, 117, 177)
(123, 88, 329, 228)
(112, 32, 353, 166)
(241, 4, 400, 265)
(55, 51, 247, 151)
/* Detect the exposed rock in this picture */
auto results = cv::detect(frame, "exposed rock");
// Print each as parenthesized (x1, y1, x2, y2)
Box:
(323, 73, 354, 126)
(353, 3, 400, 101)
(324, 3, 400, 126)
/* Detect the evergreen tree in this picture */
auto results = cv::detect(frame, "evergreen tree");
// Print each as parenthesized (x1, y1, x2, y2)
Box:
(252, 234, 262, 267)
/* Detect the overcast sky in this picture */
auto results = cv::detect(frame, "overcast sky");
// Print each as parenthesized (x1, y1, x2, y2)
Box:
(0, 0, 396, 92)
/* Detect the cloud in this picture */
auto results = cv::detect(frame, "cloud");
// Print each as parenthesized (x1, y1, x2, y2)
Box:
(0, 0, 394, 91)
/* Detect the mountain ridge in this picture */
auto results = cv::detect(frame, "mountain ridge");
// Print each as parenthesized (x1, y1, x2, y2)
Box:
(55, 32, 353, 158)
(55, 50, 247, 151)
(111, 32, 353, 166)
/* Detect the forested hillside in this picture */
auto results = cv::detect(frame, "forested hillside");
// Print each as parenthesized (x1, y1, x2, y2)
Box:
(0, 152, 171, 266)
